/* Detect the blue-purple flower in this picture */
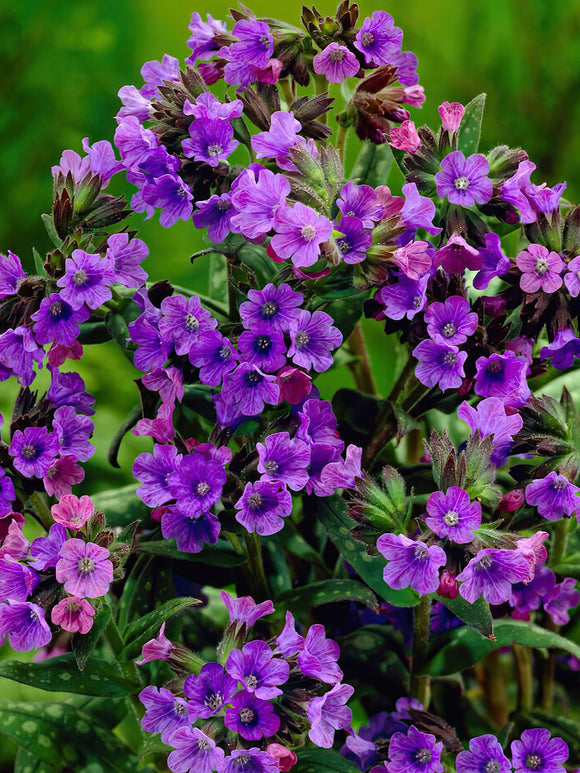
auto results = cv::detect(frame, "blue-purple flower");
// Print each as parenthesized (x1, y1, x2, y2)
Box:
(182, 118, 238, 167)
(31, 294, 89, 346)
(235, 480, 293, 536)
(0, 601, 51, 652)
(335, 216, 372, 264)
(256, 432, 311, 491)
(435, 151, 493, 207)
(238, 327, 287, 372)
(224, 690, 280, 741)
(425, 487, 482, 543)
(10, 427, 60, 478)
(189, 330, 239, 385)
(457, 548, 530, 604)
(239, 283, 303, 332)
(167, 727, 224, 773)
(355, 11, 403, 65)
(474, 351, 531, 408)
(424, 296, 478, 346)
(413, 340, 467, 391)
(308, 683, 354, 748)
(230, 169, 290, 239)
(271, 203, 333, 267)
(525, 472, 580, 521)
(226, 640, 289, 699)
(377, 534, 446, 595)
(313, 43, 359, 83)
(386, 725, 444, 773)
(56, 250, 115, 310)
(221, 364, 280, 417)
(193, 193, 235, 243)
(183, 662, 238, 719)
(139, 685, 193, 744)
(288, 310, 343, 373)
(511, 728, 568, 773)
(168, 453, 227, 516)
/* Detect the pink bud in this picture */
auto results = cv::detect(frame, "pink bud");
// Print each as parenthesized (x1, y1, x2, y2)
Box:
(276, 366, 313, 405)
(403, 85, 426, 108)
(437, 570, 458, 599)
(389, 120, 421, 154)
(266, 743, 298, 772)
(499, 489, 525, 512)
(438, 101, 465, 132)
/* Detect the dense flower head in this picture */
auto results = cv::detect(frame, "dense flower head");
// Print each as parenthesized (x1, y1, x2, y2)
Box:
(435, 151, 493, 207)
(425, 486, 482, 543)
(377, 533, 447, 595)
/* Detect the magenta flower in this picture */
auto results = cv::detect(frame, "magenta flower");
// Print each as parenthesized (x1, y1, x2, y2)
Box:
(288, 310, 343, 373)
(387, 725, 444, 773)
(10, 426, 60, 479)
(271, 203, 333, 268)
(51, 596, 95, 634)
(516, 243, 564, 293)
(425, 487, 482, 544)
(511, 728, 568, 773)
(313, 43, 359, 83)
(167, 727, 225, 773)
(275, 366, 313, 404)
(51, 494, 94, 530)
(390, 120, 421, 153)
(224, 690, 280, 741)
(525, 471, 580, 521)
(257, 432, 311, 491)
(355, 11, 402, 64)
(135, 622, 174, 665)
(220, 590, 274, 629)
(56, 539, 114, 598)
(438, 101, 465, 132)
(412, 340, 467, 391)
(435, 151, 493, 207)
(377, 534, 446, 595)
(424, 296, 478, 346)
(235, 480, 293, 536)
(43, 456, 84, 499)
(57, 250, 116, 310)
(435, 234, 482, 273)
(226, 640, 289, 699)
(457, 548, 530, 604)
(308, 683, 354, 748)
(337, 183, 384, 229)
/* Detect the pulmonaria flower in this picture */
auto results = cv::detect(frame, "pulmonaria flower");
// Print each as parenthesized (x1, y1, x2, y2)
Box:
(159, 294, 217, 356)
(540, 328, 580, 369)
(0, 556, 38, 602)
(434, 151, 493, 207)
(43, 456, 84, 499)
(438, 101, 465, 132)
(276, 366, 312, 404)
(525, 471, 580, 521)
(474, 351, 531, 407)
(457, 548, 530, 604)
(221, 748, 279, 773)
(435, 234, 482, 273)
(10, 427, 60, 478)
(186, 12, 227, 62)
(455, 734, 511, 773)
(168, 453, 227, 516)
(0, 601, 51, 651)
(334, 216, 373, 264)
(563, 254, 580, 296)
(271, 203, 332, 268)
(139, 685, 194, 744)
(0, 325, 45, 387)
(224, 690, 280, 741)
(161, 509, 221, 553)
(189, 330, 239, 385)
(516, 243, 564, 293)
(184, 93, 243, 121)
(56, 539, 114, 598)
(287, 310, 343, 373)
(105, 232, 148, 289)
(457, 397, 523, 465)
(424, 296, 478, 345)
(134, 443, 182, 507)
(141, 174, 194, 228)
(511, 728, 568, 773)
(51, 494, 93, 530)
(238, 327, 287, 372)
(193, 193, 234, 243)
(355, 10, 402, 64)
(51, 596, 95, 634)
(400, 182, 441, 236)
(387, 725, 444, 773)
(166, 727, 225, 773)
(298, 624, 343, 684)
(221, 590, 274, 630)
(184, 662, 238, 718)
(134, 400, 174, 442)
(425, 487, 482, 543)
(377, 534, 447, 595)
(412, 340, 467, 391)
(135, 622, 174, 665)
(390, 120, 421, 153)
(230, 168, 290, 239)
(473, 232, 512, 290)
(0, 250, 26, 298)
(251, 111, 302, 161)
(239, 283, 303, 332)
(31, 294, 89, 346)
(29, 523, 67, 571)
(510, 565, 556, 615)
(313, 43, 359, 83)
(182, 118, 238, 166)
(227, 640, 290, 699)
(337, 183, 384, 229)
(378, 274, 429, 320)
(393, 241, 432, 280)
(265, 744, 297, 772)
(544, 577, 580, 625)
(235, 480, 293, 536)
(221, 364, 280, 417)
(256, 432, 311, 491)
(57, 250, 116, 310)
(308, 683, 354, 748)
(229, 18, 273, 67)
(0, 470, 16, 517)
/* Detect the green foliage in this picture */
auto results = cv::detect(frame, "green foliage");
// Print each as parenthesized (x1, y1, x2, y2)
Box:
(277, 579, 378, 612)
(458, 93, 486, 154)
(294, 747, 361, 772)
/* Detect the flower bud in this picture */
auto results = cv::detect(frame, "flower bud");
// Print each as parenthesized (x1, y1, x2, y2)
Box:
(438, 101, 465, 132)
(266, 743, 298, 771)
(437, 570, 458, 599)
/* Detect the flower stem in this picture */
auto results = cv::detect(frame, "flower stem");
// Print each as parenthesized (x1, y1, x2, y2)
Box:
(347, 322, 376, 395)
(387, 357, 416, 403)
(410, 594, 431, 707)
(512, 643, 534, 712)
(336, 124, 348, 164)
(475, 649, 509, 727)
(549, 518, 569, 567)
(27, 491, 53, 531)
(314, 74, 328, 123)
(541, 520, 569, 709)
(280, 76, 295, 107)
(243, 532, 271, 602)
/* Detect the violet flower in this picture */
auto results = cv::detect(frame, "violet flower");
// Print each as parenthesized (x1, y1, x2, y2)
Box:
(226, 640, 290, 699)
(238, 327, 287, 372)
(57, 250, 115, 310)
(234, 480, 293, 536)
(220, 590, 274, 629)
(239, 283, 303, 332)
(182, 118, 238, 167)
(435, 151, 493, 207)
(161, 509, 221, 553)
(511, 728, 568, 773)
(378, 274, 429, 320)
(189, 330, 239, 385)
(377, 534, 446, 595)
(425, 486, 482, 544)
(271, 203, 333, 268)
(313, 43, 359, 83)
(298, 624, 342, 684)
(412, 340, 467, 391)
(387, 725, 444, 773)
(540, 328, 580, 369)
(221, 748, 279, 773)
(167, 453, 227, 516)
(230, 169, 290, 239)
(10, 427, 60, 479)
(474, 351, 531, 408)
(287, 310, 343, 373)
(525, 472, 580, 521)
(337, 182, 384, 229)
(139, 685, 193, 744)
(256, 432, 311, 491)
(307, 683, 354, 748)
(183, 662, 238, 719)
(355, 11, 403, 65)
(335, 216, 372, 264)
(55, 539, 114, 598)
(221, 363, 280, 417)
(0, 601, 51, 651)
(457, 548, 530, 604)
(224, 690, 280, 741)
(31, 294, 89, 346)
(516, 243, 564, 293)
(424, 296, 478, 345)
(193, 193, 235, 243)
(166, 727, 224, 773)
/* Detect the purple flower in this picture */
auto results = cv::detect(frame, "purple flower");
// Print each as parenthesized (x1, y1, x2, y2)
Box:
(544, 577, 580, 625)
(106, 232, 149, 289)
(221, 364, 280, 417)
(167, 727, 224, 773)
(0, 251, 26, 298)
(10, 426, 60, 478)
(337, 183, 384, 229)
(457, 397, 523, 465)
(0, 470, 15, 517)
(313, 43, 359, 83)
(252, 111, 302, 160)
(393, 241, 432, 280)
(29, 524, 67, 571)
(318, 444, 362, 494)
(511, 728, 568, 773)
(229, 19, 273, 68)
(0, 326, 45, 387)
(400, 183, 442, 236)
(239, 283, 303, 332)
(161, 509, 221, 553)
(81, 137, 123, 184)
(393, 51, 421, 86)
(510, 565, 556, 615)
(288, 310, 342, 373)
(412, 340, 467, 391)
(435, 234, 482, 273)
(56, 539, 114, 598)
(564, 255, 580, 297)
(235, 480, 292, 536)
(189, 330, 239, 385)
(516, 243, 563, 293)
(377, 534, 447, 595)
(193, 193, 234, 243)
(159, 294, 217, 356)
(335, 216, 372, 265)
(500, 160, 538, 224)
(129, 317, 170, 373)
(227, 640, 289, 699)
(221, 749, 279, 773)
(135, 622, 174, 665)
(256, 432, 311, 491)
(298, 624, 342, 684)
(0, 601, 51, 651)
(425, 487, 482, 544)
(297, 399, 344, 452)
(271, 203, 332, 268)
(186, 12, 227, 62)
(183, 662, 238, 719)
(238, 327, 287, 372)
(48, 368, 95, 415)
(474, 351, 531, 407)
(57, 250, 115, 310)
(276, 610, 304, 657)
(139, 685, 193, 744)
(114, 116, 159, 171)
(424, 296, 478, 345)
(525, 471, 580, 521)
(221, 590, 274, 629)
(355, 11, 403, 64)
(168, 453, 226, 516)
(31, 293, 89, 346)
(540, 328, 580, 369)
(182, 118, 238, 167)
(308, 683, 354, 748)
(141, 174, 194, 228)
(230, 169, 290, 239)
(378, 274, 429, 321)
(435, 151, 493, 207)
(457, 548, 530, 604)
(141, 366, 184, 404)
(473, 232, 511, 290)
(139, 54, 180, 98)
(184, 94, 243, 121)
(0, 557, 38, 602)
(387, 725, 444, 773)
(133, 443, 182, 507)
(526, 180, 567, 215)
(224, 690, 280, 741)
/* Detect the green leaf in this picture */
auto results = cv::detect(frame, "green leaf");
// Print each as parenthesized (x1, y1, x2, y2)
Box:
(517, 709, 580, 764)
(208, 252, 228, 306)
(277, 579, 378, 612)
(294, 747, 361, 773)
(458, 93, 486, 154)
(0, 655, 137, 697)
(440, 594, 494, 637)
(77, 320, 113, 345)
(120, 596, 201, 660)
(137, 538, 247, 566)
(72, 602, 112, 670)
(552, 561, 580, 578)
(32, 247, 45, 276)
(116, 555, 175, 632)
(238, 241, 277, 283)
(322, 290, 367, 338)
(493, 618, 580, 657)
(182, 384, 218, 422)
(15, 748, 57, 773)
(349, 142, 394, 188)
(91, 484, 150, 528)
(316, 495, 419, 607)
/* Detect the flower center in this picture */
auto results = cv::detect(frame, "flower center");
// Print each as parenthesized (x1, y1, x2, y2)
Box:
(534, 257, 549, 275)
(78, 557, 95, 574)
(478, 554, 493, 569)
(454, 175, 471, 190)
(20, 444, 37, 460)
(207, 143, 223, 157)
(247, 492, 263, 510)
(295, 331, 309, 347)
(195, 482, 211, 496)
(552, 477, 568, 491)
(198, 738, 211, 751)
(486, 360, 503, 374)
(329, 47, 346, 62)
(218, 345, 231, 360)
(525, 753, 543, 770)
(245, 370, 262, 386)
(72, 269, 88, 286)
(414, 544, 429, 560)
(301, 224, 317, 241)
(217, 198, 232, 211)
(244, 674, 258, 689)
(255, 335, 272, 352)
(49, 301, 63, 317)
(236, 754, 250, 765)
(174, 700, 188, 717)
(444, 351, 458, 365)
(337, 239, 351, 253)
(261, 300, 278, 319)
(239, 707, 256, 724)
(484, 762, 501, 773)
(184, 312, 199, 330)
(444, 510, 459, 526)
(361, 31, 374, 47)
(442, 322, 457, 338)
(414, 748, 432, 764)
(412, 295, 423, 308)
(65, 600, 82, 613)
(264, 460, 279, 474)
(259, 34, 270, 46)
(205, 692, 223, 711)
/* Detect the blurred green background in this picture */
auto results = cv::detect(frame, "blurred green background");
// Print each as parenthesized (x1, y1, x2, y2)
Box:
(0, 0, 580, 766)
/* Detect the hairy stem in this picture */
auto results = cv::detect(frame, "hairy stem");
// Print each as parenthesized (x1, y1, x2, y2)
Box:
(243, 532, 271, 602)
(280, 76, 295, 107)
(550, 518, 569, 567)
(347, 322, 376, 395)
(410, 595, 431, 707)
(336, 124, 348, 164)
(512, 643, 534, 712)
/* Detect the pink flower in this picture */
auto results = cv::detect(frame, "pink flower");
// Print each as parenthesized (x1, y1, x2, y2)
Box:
(51, 494, 94, 530)
(56, 539, 113, 598)
(389, 120, 421, 153)
(393, 241, 432, 279)
(51, 596, 95, 634)
(266, 743, 298, 771)
(43, 456, 85, 499)
(438, 101, 465, 132)
(516, 243, 564, 293)
(135, 622, 174, 664)
(275, 366, 313, 405)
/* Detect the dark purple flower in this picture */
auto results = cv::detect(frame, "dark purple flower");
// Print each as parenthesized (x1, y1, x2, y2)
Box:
(221, 749, 279, 773)
(0, 326, 45, 387)
(525, 471, 580, 521)
(355, 11, 403, 64)
(230, 169, 290, 239)
(564, 255, 580, 297)
(435, 151, 493, 207)
(168, 453, 226, 516)
(161, 509, 221, 553)
(510, 566, 556, 615)
(0, 601, 51, 651)
(193, 193, 234, 243)
(256, 432, 311, 491)
(0, 470, 16, 517)
(184, 662, 238, 719)
(413, 340, 467, 391)
(159, 294, 217, 356)
(276, 366, 313, 404)
(0, 251, 26, 298)
(457, 548, 530, 604)
(511, 728, 568, 773)
(221, 590, 274, 629)
(0, 556, 38, 602)
(235, 480, 293, 536)
(516, 243, 563, 293)
(288, 310, 342, 373)
(378, 274, 429, 321)
(186, 12, 227, 62)
(313, 43, 359, 83)
(227, 640, 289, 699)
(424, 296, 478, 346)
(139, 685, 193, 744)
(106, 232, 149, 289)
(297, 399, 344, 452)
(239, 283, 303, 332)
(29, 523, 67, 571)
(167, 727, 224, 773)
(342, 733, 378, 770)
(238, 327, 287, 372)
(425, 486, 482, 544)
(308, 683, 354, 748)
(221, 364, 280, 416)
(474, 351, 531, 407)
(298, 624, 342, 684)
(335, 216, 372, 265)
(10, 427, 59, 478)
(271, 203, 333, 268)
(141, 174, 194, 228)
(400, 183, 442, 236)
(377, 534, 446, 595)
(544, 577, 580, 625)
(31, 293, 89, 346)
(544, 328, 580, 369)
(337, 182, 384, 229)
(224, 690, 280, 741)
(435, 234, 482, 273)
(189, 330, 239, 385)
(56, 539, 113, 598)
(387, 725, 444, 773)
(473, 232, 511, 290)
(230, 19, 273, 68)
(183, 118, 238, 167)
(133, 443, 182, 507)
(48, 368, 95, 415)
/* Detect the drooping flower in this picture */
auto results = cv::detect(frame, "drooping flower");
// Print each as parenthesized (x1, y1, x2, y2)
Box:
(412, 340, 467, 391)
(424, 296, 478, 346)
(0, 326, 45, 387)
(400, 182, 441, 235)
(29, 524, 67, 571)
(386, 725, 444, 773)
(473, 232, 512, 290)
(135, 622, 174, 665)
(425, 487, 482, 544)
(377, 534, 447, 595)
(393, 241, 432, 280)
(235, 480, 293, 536)
(56, 539, 114, 598)
(298, 624, 342, 684)
(186, 12, 227, 63)
(355, 11, 402, 64)
(457, 548, 530, 604)
(544, 577, 580, 625)
(457, 397, 523, 465)
(435, 151, 493, 207)
(106, 232, 149, 289)
(308, 682, 354, 748)
(525, 472, 580, 521)
(287, 310, 343, 373)
(265, 744, 297, 773)
(435, 234, 482, 273)
(313, 43, 359, 83)
(224, 690, 280, 741)
(516, 243, 564, 293)
(0, 557, 38, 602)
(510, 728, 568, 773)
(161, 509, 221, 553)
(0, 250, 26, 298)
(226, 640, 290, 699)
(51, 596, 95, 634)
(141, 174, 194, 228)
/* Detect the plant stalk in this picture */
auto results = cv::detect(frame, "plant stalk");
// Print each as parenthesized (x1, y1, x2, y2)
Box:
(410, 594, 431, 707)
(243, 532, 271, 602)
(347, 322, 376, 395)
(336, 124, 348, 164)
